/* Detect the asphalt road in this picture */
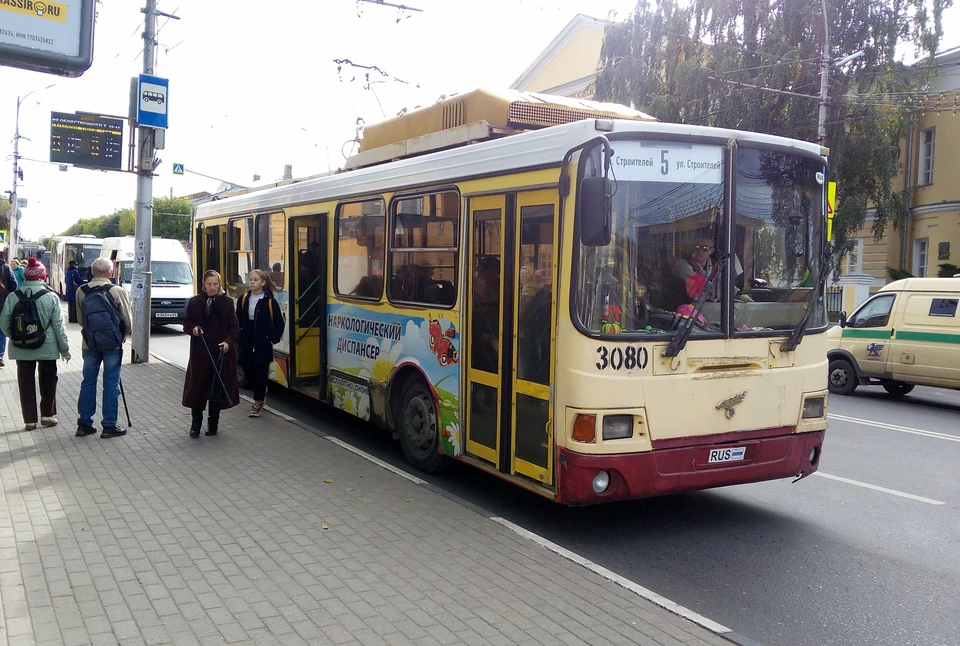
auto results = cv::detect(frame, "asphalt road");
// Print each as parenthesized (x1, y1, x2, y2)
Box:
(147, 326, 960, 646)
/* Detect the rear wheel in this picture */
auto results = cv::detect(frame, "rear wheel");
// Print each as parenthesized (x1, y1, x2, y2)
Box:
(396, 378, 445, 473)
(882, 381, 915, 397)
(828, 358, 858, 395)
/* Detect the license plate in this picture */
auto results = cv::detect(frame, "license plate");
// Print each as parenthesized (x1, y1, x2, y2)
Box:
(707, 447, 746, 463)
(154, 312, 178, 318)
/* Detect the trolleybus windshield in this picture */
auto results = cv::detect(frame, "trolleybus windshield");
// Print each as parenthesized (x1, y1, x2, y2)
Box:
(575, 139, 826, 338)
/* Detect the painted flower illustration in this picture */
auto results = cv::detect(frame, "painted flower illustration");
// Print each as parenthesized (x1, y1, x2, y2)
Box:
(359, 337, 404, 383)
(442, 422, 461, 456)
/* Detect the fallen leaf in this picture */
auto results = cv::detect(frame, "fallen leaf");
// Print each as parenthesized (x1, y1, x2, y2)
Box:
(323, 479, 333, 483)
(405, 498, 414, 502)
(346, 488, 353, 491)
(321, 524, 328, 530)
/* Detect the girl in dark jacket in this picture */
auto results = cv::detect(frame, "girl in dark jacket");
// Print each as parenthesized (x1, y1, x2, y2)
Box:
(182, 270, 240, 437)
(236, 269, 284, 417)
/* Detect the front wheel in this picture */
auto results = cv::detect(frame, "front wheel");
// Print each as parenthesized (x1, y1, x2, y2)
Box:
(396, 378, 445, 473)
(882, 381, 915, 397)
(828, 358, 859, 396)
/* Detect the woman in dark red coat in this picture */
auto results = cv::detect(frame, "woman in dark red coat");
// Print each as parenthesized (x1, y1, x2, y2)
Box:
(182, 270, 240, 437)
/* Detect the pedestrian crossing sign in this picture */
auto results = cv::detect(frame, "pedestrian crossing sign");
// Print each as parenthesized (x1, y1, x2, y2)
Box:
(172, 163, 185, 176)
(0, 230, 6, 243)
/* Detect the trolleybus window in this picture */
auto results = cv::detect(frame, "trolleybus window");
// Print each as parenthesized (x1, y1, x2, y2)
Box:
(336, 199, 385, 300)
(388, 191, 459, 307)
(733, 147, 826, 331)
(576, 140, 725, 336)
(227, 217, 255, 287)
(257, 212, 286, 290)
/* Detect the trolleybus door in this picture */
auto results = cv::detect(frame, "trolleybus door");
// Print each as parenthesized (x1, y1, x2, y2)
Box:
(290, 215, 326, 390)
(466, 196, 505, 466)
(511, 191, 556, 485)
(466, 192, 556, 486)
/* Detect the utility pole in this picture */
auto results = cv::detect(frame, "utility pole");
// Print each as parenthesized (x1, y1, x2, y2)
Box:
(817, 0, 830, 146)
(131, 0, 157, 364)
(8, 84, 54, 260)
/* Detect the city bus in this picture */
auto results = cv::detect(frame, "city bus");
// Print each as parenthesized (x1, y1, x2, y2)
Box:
(48, 234, 102, 295)
(193, 89, 828, 504)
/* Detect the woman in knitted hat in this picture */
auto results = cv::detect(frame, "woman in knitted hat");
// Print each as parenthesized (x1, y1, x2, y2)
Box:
(0, 257, 71, 430)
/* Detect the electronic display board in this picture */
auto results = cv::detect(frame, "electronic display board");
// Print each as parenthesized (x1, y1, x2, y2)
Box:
(50, 111, 124, 171)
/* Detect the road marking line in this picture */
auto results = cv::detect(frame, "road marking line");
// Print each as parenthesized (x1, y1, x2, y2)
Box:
(490, 516, 733, 635)
(322, 436, 426, 485)
(812, 472, 945, 505)
(829, 414, 960, 443)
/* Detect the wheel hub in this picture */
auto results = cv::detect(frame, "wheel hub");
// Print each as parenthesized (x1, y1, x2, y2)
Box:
(404, 393, 436, 451)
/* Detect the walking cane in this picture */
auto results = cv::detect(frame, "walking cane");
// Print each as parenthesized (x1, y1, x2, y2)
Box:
(199, 329, 234, 407)
(118, 376, 132, 427)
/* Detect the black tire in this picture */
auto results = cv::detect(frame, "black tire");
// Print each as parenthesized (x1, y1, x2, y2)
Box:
(882, 381, 915, 397)
(396, 378, 446, 473)
(828, 358, 859, 395)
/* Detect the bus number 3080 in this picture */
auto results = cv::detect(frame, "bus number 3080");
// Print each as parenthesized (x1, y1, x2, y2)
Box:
(596, 346, 649, 371)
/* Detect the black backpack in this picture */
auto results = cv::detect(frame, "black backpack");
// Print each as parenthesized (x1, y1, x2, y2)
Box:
(9, 287, 54, 350)
(80, 284, 125, 351)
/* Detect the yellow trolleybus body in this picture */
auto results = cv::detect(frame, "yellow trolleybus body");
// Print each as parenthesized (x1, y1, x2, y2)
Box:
(194, 89, 828, 504)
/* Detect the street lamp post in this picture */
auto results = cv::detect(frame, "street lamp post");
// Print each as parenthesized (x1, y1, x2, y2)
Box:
(9, 83, 55, 260)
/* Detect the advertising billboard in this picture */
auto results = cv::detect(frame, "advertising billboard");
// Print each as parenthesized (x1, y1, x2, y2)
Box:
(0, 0, 96, 77)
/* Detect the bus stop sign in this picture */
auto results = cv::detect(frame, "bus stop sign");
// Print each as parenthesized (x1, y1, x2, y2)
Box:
(137, 74, 169, 129)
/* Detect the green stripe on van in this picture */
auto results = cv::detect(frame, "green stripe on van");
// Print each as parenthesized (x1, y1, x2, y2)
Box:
(895, 330, 960, 344)
(841, 329, 892, 340)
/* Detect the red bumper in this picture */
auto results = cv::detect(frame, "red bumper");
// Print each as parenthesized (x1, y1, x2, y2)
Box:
(557, 429, 824, 505)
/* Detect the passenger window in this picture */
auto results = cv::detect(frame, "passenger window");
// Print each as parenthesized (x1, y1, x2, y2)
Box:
(336, 199, 385, 300)
(389, 191, 459, 307)
(227, 217, 254, 286)
(257, 212, 285, 290)
(851, 294, 895, 328)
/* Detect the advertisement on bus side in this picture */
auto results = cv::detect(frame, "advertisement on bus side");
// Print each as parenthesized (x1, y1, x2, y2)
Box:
(326, 304, 462, 457)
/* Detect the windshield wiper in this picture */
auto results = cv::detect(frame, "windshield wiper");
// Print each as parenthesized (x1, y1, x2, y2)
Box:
(781, 250, 829, 351)
(663, 254, 729, 358)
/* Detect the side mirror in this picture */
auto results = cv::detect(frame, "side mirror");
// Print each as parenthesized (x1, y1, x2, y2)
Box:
(579, 176, 612, 246)
(838, 311, 847, 328)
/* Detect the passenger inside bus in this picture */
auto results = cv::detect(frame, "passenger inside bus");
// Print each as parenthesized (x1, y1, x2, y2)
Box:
(472, 255, 500, 373)
(351, 275, 383, 298)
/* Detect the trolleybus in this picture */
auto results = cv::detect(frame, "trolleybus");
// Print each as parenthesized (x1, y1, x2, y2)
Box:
(193, 89, 828, 504)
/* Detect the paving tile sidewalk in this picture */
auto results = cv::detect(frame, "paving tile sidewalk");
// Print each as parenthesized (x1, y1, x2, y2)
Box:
(0, 322, 733, 646)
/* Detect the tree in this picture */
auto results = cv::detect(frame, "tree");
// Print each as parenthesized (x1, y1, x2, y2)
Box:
(151, 197, 191, 241)
(59, 197, 192, 241)
(594, 0, 949, 259)
(0, 197, 9, 231)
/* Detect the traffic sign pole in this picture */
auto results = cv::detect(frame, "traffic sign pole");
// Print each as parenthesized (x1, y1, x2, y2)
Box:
(132, 0, 157, 365)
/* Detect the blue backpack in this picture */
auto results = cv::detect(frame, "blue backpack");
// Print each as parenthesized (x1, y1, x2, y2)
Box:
(80, 284, 125, 351)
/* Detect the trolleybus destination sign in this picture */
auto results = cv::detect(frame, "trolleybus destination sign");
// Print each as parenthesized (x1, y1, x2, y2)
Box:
(49, 111, 124, 171)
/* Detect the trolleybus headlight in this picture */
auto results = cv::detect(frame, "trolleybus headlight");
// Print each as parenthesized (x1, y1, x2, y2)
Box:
(592, 471, 610, 494)
(802, 396, 825, 419)
(572, 414, 597, 443)
(602, 415, 633, 440)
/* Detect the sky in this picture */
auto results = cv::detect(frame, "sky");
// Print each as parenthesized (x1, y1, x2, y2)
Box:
(2, 0, 958, 241)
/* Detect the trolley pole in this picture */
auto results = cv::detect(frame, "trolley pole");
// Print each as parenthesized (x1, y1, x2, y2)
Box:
(131, 0, 157, 364)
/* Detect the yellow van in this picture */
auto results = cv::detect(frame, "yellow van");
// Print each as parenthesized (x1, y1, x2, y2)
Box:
(827, 277, 960, 396)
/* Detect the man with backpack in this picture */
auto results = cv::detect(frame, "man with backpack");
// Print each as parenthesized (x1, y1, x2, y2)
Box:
(0, 256, 19, 368)
(75, 258, 133, 439)
(0, 257, 71, 430)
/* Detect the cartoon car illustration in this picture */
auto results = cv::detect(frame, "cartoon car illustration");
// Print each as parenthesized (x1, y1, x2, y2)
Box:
(142, 91, 165, 104)
(429, 319, 459, 367)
